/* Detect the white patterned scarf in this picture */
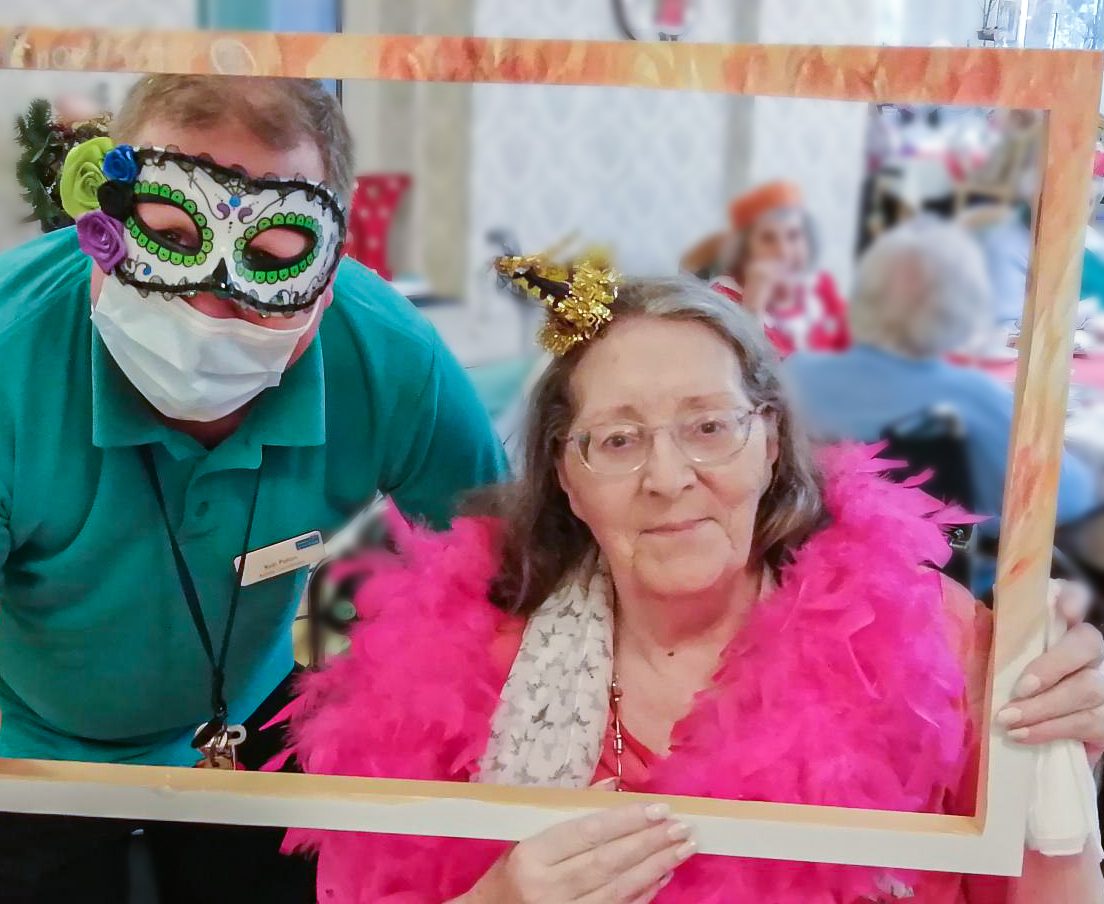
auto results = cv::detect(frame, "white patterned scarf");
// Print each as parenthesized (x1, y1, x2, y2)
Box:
(474, 560, 613, 788)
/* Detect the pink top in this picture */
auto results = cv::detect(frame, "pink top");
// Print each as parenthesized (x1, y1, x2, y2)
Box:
(490, 592, 1009, 904)
(282, 447, 1018, 903)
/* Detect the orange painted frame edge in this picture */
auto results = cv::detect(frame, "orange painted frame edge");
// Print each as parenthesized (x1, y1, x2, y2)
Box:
(0, 27, 1098, 875)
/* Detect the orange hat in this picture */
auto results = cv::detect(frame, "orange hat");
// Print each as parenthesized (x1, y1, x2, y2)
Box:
(728, 180, 804, 230)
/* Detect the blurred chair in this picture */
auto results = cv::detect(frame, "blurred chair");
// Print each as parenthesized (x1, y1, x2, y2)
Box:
(878, 405, 976, 587)
(1055, 503, 1104, 628)
(298, 494, 393, 670)
(882, 406, 1104, 614)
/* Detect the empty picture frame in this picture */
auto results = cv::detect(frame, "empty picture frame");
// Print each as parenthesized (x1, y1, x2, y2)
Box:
(0, 27, 1099, 877)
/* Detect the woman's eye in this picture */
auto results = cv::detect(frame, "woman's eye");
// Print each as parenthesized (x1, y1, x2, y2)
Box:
(598, 431, 639, 452)
(692, 417, 735, 439)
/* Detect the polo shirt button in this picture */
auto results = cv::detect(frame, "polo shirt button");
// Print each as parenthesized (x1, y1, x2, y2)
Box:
(195, 501, 209, 518)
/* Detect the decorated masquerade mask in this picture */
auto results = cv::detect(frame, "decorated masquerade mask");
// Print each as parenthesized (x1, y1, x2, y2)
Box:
(64, 141, 346, 314)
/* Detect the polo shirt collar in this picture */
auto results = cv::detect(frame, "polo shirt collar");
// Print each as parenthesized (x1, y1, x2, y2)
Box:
(91, 328, 326, 462)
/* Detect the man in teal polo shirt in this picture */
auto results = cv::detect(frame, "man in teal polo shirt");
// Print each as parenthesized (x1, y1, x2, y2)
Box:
(0, 76, 506, 902)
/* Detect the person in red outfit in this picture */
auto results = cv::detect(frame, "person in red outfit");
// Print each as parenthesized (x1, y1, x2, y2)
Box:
(682, 180, 849, 356)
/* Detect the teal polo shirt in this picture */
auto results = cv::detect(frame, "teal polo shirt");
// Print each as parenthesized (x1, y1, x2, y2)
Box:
(0, 228, 507, 766)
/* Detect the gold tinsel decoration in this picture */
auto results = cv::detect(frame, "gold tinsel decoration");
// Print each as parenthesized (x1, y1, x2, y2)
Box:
(494, 248, 619, 356)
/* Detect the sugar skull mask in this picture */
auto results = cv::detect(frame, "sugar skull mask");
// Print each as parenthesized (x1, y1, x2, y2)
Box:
(95, 146, 347, 314)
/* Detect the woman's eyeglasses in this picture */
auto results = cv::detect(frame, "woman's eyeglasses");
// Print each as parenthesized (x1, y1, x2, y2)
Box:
(569, 404, 771, 476)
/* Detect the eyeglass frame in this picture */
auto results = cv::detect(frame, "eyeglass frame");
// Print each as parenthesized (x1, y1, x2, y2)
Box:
(566, 403, 773, 476)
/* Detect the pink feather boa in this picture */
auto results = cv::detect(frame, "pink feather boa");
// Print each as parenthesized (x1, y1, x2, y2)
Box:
(279, 446, 980, 903)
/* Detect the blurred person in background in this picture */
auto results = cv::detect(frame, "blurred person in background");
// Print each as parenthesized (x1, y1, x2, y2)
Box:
(784, 218, 1094, 538)
(681, 180, 849, 357)
(960, 110, 1041, 328)
(962, 193, 1104, 337)
(960, 110, 1104, 329)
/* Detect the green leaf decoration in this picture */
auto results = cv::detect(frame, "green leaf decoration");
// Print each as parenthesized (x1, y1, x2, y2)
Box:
(14, 98, 112, 233)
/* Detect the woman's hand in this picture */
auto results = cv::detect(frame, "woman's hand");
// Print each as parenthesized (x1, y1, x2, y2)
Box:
(998, 580, 1104, 763)
(457, 802, 697, 904)
(741, 260, 786, 318)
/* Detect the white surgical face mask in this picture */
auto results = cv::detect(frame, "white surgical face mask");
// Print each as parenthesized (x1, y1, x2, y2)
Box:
(91, 276, 320, 422)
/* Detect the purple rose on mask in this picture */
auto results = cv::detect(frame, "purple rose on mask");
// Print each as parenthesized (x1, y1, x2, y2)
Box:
(76, 210, 127, 273)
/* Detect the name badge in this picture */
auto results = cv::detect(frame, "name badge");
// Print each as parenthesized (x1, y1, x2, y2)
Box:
(234, 531, 326, 587)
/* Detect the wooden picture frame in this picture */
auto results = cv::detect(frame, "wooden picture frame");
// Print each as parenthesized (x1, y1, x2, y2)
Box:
(0, 27, 1099, 877)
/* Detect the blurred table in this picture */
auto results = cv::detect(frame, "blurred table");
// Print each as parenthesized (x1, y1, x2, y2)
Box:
(971, 354, 1104, 392)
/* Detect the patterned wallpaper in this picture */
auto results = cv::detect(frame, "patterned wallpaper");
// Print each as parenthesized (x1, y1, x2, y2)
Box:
(440, 0, 873, 362)
(338, 0, 880, 363)
(748, 0, 877, 291)
(341, 1, 475, 299)
(336, 0, 751, 363)
(448, 0, 743, 363)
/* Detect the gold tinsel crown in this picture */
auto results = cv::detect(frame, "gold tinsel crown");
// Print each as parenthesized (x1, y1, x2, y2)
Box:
(494, 245, 619, 356)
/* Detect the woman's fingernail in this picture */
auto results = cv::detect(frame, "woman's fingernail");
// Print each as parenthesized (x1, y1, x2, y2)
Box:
(659, 872, 674, 888)
(645, 803, 671, 821)
(1008, 727, 1030, 741)
(996, 707, 1022, 727)
(667, 822, 692, 842)
(675, 840, 698, 861)
(1013, 675, 1041, 699)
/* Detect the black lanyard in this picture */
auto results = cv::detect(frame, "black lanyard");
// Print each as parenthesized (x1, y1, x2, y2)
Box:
(138, 445, 263, 748)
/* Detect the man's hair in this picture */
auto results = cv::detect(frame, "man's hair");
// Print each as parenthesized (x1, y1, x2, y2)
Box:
(112, 75, 354, 201)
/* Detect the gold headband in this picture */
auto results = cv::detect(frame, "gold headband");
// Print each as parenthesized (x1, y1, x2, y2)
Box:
(494, 249, 620, 356)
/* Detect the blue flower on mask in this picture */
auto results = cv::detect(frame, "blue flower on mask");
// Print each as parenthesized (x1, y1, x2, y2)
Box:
(102, 145, 139, 184)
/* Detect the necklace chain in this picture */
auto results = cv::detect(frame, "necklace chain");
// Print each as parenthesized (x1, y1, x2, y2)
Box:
(610, 672, 625, 791)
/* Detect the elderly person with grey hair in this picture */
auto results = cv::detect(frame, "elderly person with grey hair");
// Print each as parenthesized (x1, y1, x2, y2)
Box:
(280, 255, 1104, 903)
(784, 218, 1093, 533)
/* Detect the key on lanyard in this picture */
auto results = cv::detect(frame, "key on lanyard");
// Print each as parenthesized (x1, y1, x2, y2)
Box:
(194, 723, 247, 770)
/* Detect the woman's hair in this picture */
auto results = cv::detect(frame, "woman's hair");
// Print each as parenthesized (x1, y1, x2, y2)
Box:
(849, 218, 992, 358)
(112, 75, 354, 201)
(472, 276, 825, 616)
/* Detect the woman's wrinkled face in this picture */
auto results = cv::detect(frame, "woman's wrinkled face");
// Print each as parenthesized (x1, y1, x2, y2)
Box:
(746, 207, 810, 276)
(558, 317, 778, 598)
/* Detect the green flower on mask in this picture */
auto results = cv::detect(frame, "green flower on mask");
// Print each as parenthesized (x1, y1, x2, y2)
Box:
(59, 136, 114, 219)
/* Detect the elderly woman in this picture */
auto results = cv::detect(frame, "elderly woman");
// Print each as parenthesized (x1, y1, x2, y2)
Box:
(784, 218, 1094, 535)
(681, 180, 849, 356)
(281, 259, 1104, 902)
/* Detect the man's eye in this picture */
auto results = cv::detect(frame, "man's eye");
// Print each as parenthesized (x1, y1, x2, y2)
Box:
(160, 229, 199, 250)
